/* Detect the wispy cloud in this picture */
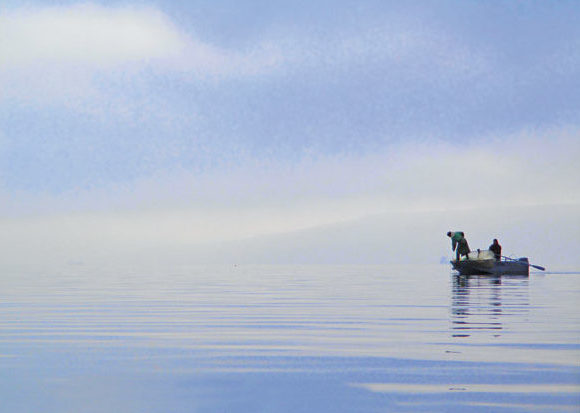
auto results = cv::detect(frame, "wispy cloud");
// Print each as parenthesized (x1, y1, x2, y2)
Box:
(0, 4, 184, 67)
(0, 4, 179, 108)
(3, 124, 577, 217)
(0, 3, 283, 107)
(0, 3, 490, 102)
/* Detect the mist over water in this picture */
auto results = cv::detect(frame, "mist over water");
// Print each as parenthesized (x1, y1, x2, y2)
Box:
(1, 263, 579, 412)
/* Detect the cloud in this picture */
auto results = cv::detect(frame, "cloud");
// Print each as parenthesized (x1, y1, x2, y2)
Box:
(0, 3, 285, 110)
(0, 4, 179, 109)
(0, 3, 491, 106)
(3, 123, 578, 222)
(0, 4, 185, 67)
(125, 124, 578, 212)
(0, 3, 287, 76)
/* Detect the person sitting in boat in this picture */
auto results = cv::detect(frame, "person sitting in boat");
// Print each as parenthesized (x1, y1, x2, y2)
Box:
(447, 231, 470, 261)
(489, 239, 502, 261)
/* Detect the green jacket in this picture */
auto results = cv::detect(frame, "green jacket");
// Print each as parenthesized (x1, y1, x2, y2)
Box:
(450, 232, 470, 255)
(450, 231, 463, 251)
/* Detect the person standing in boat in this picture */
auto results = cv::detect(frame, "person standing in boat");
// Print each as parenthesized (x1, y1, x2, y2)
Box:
(489, 239, 502, 261)
(447, 231, 470, 262)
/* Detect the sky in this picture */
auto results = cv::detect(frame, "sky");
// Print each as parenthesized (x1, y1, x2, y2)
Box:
(0, 1, 579, 267)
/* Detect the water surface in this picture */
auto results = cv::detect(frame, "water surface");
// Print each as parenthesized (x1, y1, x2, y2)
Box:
(1, 264, 579, 412)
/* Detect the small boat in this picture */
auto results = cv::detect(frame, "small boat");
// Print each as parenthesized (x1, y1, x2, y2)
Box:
(451, 249, 531, 276)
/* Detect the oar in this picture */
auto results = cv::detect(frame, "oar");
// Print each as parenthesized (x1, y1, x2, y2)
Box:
(501, 256, 545, 271)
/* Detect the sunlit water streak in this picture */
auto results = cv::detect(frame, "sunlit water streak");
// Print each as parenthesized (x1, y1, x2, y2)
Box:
(1, 264, 579, 412)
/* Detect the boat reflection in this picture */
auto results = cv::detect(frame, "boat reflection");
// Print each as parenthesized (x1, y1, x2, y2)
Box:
(450, 275, 529, 338)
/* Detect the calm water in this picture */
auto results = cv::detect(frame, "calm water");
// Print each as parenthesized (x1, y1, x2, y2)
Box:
(1, 264, 579, 412)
